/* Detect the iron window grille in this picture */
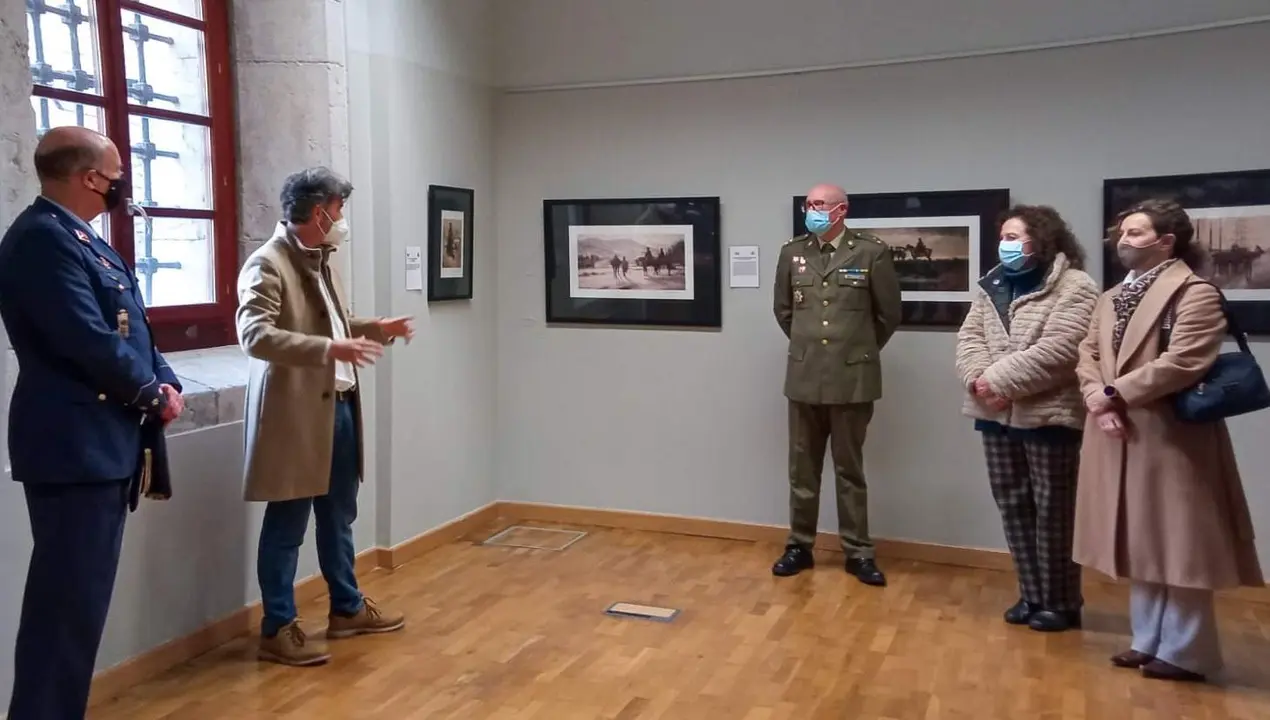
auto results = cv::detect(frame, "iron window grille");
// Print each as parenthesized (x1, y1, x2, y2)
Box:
(25, 0, 238, 352)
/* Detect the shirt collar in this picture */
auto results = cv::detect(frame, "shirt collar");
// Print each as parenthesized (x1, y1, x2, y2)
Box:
(817, 227, 846, 251)
(1122, 259, 1168, 286)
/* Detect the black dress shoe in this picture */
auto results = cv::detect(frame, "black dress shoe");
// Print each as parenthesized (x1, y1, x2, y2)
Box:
(1027, 609, 1082, 632)
(1003, 599, 1039, 625)
(845, 557, 887, 586)
(772, 545, 814, 576)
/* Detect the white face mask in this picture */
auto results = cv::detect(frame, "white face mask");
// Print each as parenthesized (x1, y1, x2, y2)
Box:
(319, 207, 349, 247)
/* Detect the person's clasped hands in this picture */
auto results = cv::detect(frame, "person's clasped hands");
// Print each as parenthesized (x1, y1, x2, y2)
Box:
(973, 376, 1010, 412)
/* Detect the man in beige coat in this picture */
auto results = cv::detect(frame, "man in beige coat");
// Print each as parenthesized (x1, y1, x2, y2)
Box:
(1075, 199, 1262, 683)
(237, 167, 414, 666)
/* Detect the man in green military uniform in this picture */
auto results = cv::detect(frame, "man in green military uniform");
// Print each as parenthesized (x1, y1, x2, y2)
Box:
(771, 183, 903, 586)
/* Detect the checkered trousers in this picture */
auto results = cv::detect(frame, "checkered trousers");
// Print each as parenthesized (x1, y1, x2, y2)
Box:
(981, 432, 1083, 612)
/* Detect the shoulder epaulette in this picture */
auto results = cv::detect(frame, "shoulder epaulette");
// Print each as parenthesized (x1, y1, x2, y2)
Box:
(852, 231, 884, 245)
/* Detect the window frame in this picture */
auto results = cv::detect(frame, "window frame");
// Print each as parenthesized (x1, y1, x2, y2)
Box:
(27, 0, 238, 352)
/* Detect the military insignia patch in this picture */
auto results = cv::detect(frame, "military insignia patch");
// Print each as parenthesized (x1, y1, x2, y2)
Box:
(793, 289, 804, 305)
(73, 229, 91, 244)
(117, 309, 130, 338)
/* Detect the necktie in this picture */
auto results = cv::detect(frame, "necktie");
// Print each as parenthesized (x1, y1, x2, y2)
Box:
(821, 243, 834, 256)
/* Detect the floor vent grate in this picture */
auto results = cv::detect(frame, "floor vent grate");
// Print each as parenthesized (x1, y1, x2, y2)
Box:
(604, 602, 680, 622)
(480, 525, 587, 551)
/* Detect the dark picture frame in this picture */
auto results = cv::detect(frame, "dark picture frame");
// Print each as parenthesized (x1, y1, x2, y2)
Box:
(427, 184, 474, 301)
(1102, 169, 1270, 335)
(542, 196, 722, 328)
(791, 188, 1010, 327)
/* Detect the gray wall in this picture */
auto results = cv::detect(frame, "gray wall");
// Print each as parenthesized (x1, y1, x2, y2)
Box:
(494, 0, 1270, 89)
(493, 23, 1270, 561)
(345, 0, 498, 547)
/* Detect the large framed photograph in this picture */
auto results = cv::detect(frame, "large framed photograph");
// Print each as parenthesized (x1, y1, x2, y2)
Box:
(791, 188, 1009, 327)
(1102, 169, 1270, 335)
(543, 196, 722, 327)
(427, 184, 474, 301)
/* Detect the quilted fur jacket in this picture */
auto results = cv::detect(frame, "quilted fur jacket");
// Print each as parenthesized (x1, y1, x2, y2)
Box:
(954, 252, 1099, 431)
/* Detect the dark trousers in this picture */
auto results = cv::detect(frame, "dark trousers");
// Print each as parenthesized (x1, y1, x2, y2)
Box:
(258, 396, 363, 637)
(982, 432, 1083, 611)
(787, 400, 875, 558)
(8, 479, 129, 720)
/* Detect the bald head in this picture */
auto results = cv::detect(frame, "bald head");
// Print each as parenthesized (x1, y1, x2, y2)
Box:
(34, 126, 113, 182)
(803, 183, 849, 238)
(806, 183, 847, 207)
(33, 126, 126, 222)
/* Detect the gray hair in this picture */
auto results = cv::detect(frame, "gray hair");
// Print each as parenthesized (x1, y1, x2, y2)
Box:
(279, 166, 353, 224)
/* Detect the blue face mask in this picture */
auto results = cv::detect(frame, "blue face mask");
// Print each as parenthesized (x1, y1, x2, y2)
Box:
(998, 239, 1030, 270)
(805, 209, 833, 235)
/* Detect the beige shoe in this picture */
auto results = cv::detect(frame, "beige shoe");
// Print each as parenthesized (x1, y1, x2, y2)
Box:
(326, 596, 405, 639)
(257, 619, 331, 666)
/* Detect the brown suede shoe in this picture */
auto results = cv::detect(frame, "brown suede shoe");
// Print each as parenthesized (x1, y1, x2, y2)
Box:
(326, 597, 405, 639)
(1110, 649, 1154, 668)
(258, 620, 331, 667)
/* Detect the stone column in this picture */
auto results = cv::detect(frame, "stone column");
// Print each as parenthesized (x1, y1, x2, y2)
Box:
(231, 0, 350, 266)
(0, 0, 39, 470)
(0, 0, 36, 226)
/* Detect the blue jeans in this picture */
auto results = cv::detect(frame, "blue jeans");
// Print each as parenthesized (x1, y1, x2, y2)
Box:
(258, 396, 363, 637)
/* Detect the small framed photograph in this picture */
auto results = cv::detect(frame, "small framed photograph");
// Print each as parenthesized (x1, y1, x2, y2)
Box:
(543, 196, 722, 328)
(791, 188, 1009, 327)
(1102, 169, 1270, 334)
(427, 184, 474, 301)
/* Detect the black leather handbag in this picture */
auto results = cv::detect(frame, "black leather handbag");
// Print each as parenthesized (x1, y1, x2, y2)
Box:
(1160, 281, 1270, 423)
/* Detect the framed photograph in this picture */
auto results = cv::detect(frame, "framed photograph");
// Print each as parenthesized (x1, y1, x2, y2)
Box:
(427, 184, 474, 301)
(1102, 169, 1270, 335)
(543, 196, 722, 327)
(791, 188, 1010, 327)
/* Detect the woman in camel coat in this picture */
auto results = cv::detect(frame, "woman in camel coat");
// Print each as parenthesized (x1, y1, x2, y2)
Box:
(1074, 198, 1262, 684)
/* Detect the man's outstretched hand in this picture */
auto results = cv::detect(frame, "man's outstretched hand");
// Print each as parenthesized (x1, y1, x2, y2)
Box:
(328, 337, 384, 367)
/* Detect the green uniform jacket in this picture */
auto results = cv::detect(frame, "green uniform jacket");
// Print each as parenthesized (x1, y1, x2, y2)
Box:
(773, 229, 903, 405)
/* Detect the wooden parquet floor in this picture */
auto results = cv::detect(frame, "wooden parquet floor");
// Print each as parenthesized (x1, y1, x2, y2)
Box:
(90, 522, 1270, 719)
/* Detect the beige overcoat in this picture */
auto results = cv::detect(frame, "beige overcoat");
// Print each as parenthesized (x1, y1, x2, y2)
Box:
(235, 222, 389, 502)
(1073, 260, 1263, 590)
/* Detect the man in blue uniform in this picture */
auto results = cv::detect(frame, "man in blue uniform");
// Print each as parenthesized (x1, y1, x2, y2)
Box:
(0, 126, 184, 719)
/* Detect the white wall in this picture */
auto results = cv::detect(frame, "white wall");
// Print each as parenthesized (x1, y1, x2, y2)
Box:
(346, 0, 498, 546)
(494, 23, 1270, 564)
(494, 0, 1270, 88)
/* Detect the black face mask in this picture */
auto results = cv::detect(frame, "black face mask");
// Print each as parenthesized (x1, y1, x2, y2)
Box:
(92, 171, 129, 211)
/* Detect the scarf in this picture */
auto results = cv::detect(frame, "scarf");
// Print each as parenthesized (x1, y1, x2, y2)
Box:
(1110, 259, 1176, 355)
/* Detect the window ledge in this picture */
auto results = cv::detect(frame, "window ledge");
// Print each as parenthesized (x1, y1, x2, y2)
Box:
(162, 344, 249, 434)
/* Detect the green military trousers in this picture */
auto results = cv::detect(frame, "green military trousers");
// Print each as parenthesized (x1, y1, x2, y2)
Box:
(786, 400, 875, 558)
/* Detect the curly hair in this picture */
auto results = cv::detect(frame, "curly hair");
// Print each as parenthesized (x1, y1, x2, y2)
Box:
(998, 204, 1087, 270)
(1109, 198, 1206, 271)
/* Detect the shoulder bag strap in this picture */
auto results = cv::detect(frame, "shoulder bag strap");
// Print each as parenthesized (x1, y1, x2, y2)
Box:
(1160, 280, 1250, 354)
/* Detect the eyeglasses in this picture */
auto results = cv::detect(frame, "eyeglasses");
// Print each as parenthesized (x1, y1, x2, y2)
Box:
(801, 201, 844, 213)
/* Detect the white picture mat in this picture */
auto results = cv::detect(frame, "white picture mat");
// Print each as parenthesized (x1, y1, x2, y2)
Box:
(848, 214, 981, 302)
(568, 224, 695, 300)
(439, 209, 465, 278)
